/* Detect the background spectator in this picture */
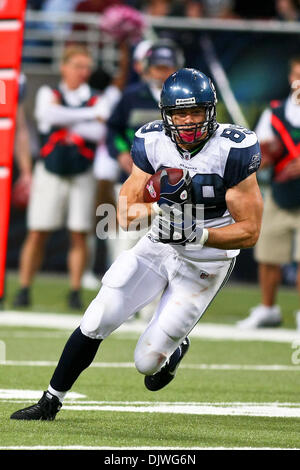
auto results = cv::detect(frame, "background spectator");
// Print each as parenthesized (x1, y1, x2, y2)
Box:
(27, 0, 47, 9)
(13, 45, 107, 310)
(41, 0, 82, 14)
(72, 0, 124, 33)
(202, 0, 239, 19)
(75, 0, 123, 14)
(14, 74, 32, 190)
(81, 41, 131, 289)
(183, 0, 205, 18)
(143, 0, 173, 16)
(237, 56, 300, 330)
(275, 0, 300, 21)
(10, 73, 33, 212)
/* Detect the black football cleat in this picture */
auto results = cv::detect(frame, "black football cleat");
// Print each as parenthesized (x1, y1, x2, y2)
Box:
(13, 288, 31, 308)
(144, 337, 190, 392)
(10, 391, 62, 421)
(68, 290, 83, 310)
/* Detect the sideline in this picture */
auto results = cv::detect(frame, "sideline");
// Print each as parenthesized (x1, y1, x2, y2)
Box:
(0, 311, 300, 343)
(1, 361, 300, 371)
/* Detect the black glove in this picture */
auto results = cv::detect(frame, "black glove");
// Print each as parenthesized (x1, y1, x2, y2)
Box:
(151, 206, 208, 246)
(158, 169, 193, 214)
(151, 169, 208, 246)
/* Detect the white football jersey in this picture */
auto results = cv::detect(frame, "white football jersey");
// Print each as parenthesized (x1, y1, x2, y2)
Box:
(131, 121, 261, 261)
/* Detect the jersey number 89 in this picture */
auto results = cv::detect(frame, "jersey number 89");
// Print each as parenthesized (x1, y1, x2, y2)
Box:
(221, 125, 253, 143)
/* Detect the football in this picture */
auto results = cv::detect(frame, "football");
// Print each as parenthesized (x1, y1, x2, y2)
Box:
(143, 168, 184, 203)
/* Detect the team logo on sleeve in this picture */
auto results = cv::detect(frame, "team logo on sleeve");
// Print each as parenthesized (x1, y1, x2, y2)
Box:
(248, 153, 261, 171)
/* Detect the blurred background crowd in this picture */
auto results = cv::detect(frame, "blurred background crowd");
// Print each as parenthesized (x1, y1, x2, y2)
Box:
(25, 0, 300, 21)
(5, 0, 300, 323)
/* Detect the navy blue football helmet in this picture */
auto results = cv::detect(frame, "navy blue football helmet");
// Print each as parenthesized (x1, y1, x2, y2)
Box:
(159, 68, 218, 144)
(143, 39, 185, 71)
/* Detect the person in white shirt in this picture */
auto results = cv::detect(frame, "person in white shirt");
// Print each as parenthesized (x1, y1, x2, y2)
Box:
(13, 45, 107, 310)
(237, 56, 300, 330)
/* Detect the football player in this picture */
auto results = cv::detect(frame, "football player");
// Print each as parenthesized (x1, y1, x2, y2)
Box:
(10, 68, 263, 421)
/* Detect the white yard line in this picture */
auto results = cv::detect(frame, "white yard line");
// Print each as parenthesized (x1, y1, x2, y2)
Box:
(5, 402, 300, 418)
(1, 311, 300, 343)
(3, 401, 300, 419)
(2, 387, 300, 418)
(4, 397, 300, 407)
(3, 387, 300, 417)
(0, 311, 80, 330)
(59, 403, 300, 418)
(1, 360, 300, 371)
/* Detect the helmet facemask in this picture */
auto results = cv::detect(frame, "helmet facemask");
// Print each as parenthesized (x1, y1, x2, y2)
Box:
(161, 104, 217, 145)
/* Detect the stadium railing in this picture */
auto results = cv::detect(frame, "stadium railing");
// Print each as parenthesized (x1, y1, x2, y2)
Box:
(23, 10, 300, 75)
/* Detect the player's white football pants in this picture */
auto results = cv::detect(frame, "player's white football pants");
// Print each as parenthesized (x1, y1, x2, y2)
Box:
(80, 236, 235, 376)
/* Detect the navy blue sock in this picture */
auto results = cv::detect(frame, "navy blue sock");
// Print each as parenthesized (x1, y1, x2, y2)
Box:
(50, 327, 102, 392)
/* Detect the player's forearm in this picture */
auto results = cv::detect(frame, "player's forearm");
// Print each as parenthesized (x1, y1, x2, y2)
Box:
(117, 199, 153, 231)
(117, 166, 157, 230)
(205, 220, 261, 250)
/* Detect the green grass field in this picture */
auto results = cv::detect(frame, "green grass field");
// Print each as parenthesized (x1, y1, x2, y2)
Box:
(1, 273, 300, 450)
(3, 272, 300, 327)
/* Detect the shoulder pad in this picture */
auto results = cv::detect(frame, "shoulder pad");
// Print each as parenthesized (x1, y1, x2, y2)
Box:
(223, 128, 261, 188)
(139, 120, 164, 135)
(218, 124, 258, 150)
